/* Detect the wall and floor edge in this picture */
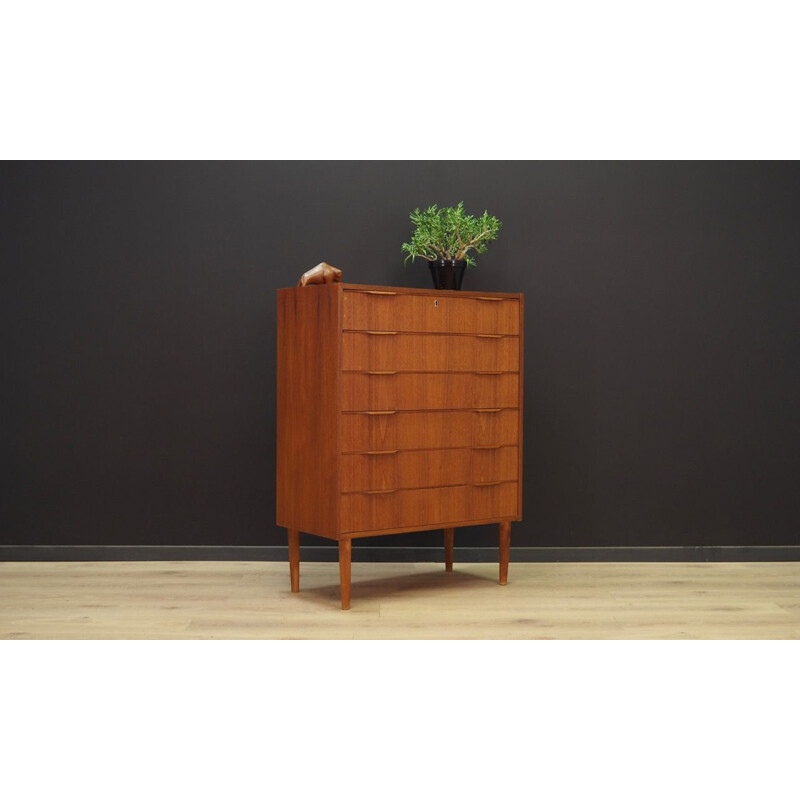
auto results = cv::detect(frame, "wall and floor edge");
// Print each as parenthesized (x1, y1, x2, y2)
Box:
(2, 545, 799, 562)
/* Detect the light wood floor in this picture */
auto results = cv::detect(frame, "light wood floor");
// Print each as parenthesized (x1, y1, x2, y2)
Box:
(1, 560, 799, 639)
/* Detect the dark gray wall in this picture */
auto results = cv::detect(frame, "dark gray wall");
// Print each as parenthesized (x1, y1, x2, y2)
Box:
(2, 161, 799, 549)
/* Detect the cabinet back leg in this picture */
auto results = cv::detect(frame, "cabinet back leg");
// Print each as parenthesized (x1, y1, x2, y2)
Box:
(444, 528, 454, 572)
(288, 529, 300, 593)
(499, 522, 511, 585)
(339, 539, 352, 610)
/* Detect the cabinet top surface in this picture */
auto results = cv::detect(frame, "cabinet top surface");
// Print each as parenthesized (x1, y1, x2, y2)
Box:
(278, 283, 523, 300)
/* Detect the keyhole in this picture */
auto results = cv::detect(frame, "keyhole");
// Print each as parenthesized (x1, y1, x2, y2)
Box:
(434, 300, 439, 307)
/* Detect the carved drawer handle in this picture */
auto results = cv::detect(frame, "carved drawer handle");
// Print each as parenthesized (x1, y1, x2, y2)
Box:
(472, 408, 502, 413)
(476, 334, 504, 338)
(363, 330, 399, 335)
(363, 410, 397, 416)
(472, 445, 504, 450)
(363, 489, 396, 495)
(364, 290, 398, 296)
(474, 481, 504, 487)
(366, 371, 398, 375)
(365, 450, 399, 455)
(472, 296, 506, 302)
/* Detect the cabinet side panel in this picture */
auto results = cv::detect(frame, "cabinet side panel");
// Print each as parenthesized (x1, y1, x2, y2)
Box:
(518, 294, 524, 520)
(276, 284, 340, 535)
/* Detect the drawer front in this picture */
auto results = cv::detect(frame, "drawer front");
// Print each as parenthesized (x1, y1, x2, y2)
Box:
(342, 372, 518, 411)
(342, 409, 518, 453)
(342, 331, 520, 372)
(341, 481, 518, 533)
(343, 290, 520, 335)
(341, 445, 518, 493)
(342, 409, 518, 452)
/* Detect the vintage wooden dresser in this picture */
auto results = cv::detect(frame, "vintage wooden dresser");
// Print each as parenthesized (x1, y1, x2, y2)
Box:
(276, 283, 523, 609)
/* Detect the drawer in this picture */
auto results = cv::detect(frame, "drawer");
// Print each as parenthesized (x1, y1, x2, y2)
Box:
(341, 445, 518, 492)
(342, 372, 518, 411)
(343, 289, 520, 335)
(342, 408, 518, 452)
(342, 331, 520, 372)
(341, 481, 518, 533)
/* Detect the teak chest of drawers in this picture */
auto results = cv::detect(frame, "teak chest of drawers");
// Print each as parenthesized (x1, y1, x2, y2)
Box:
(276, 283, 523, 608)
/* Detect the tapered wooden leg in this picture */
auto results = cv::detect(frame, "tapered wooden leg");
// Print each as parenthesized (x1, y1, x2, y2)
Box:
(339, 538, 352, 610)
(499, 522, 511, 585)
(444, 527, 454, 572)
(288, 528, 300, 593)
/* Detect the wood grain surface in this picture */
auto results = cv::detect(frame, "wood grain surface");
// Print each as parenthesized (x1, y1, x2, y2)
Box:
(2, 561, 798, 639)
(341, 445, 518, 493)
(342, 331, 519, 372)
(343, 289, 520, 334)
(341, 371, 519, 411)
(276, 283, 341, 536)
(341, 409, 519, 453)
(340, 482, 518, 533)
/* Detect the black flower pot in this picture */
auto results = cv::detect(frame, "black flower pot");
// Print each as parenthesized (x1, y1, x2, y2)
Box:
(428, 259, 467, 290)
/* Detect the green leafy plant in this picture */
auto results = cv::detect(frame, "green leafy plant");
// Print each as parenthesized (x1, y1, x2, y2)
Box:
(401, 201, 502, 268)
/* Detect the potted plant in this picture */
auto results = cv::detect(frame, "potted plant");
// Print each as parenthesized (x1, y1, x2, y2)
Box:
(401, 201, 502, 290)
